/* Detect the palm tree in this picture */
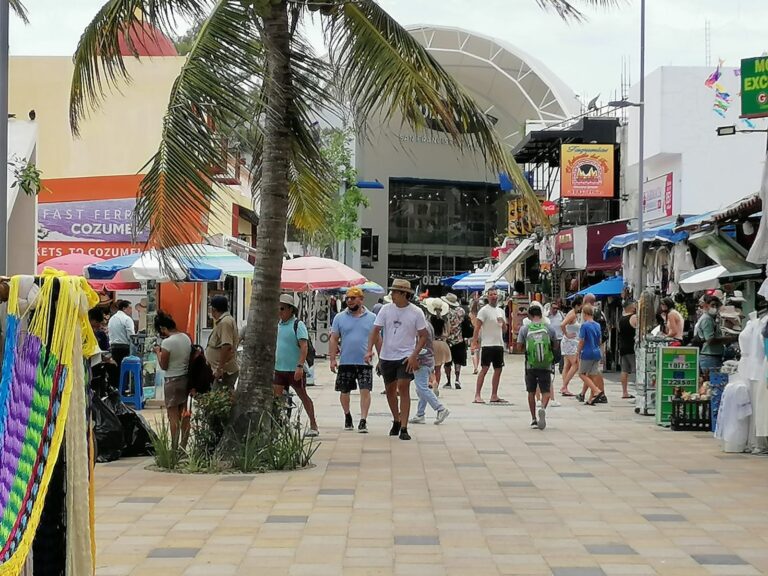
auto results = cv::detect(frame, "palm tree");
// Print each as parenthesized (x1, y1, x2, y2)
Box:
(69, 0, 614, 437)
(10, 1, 29, 23)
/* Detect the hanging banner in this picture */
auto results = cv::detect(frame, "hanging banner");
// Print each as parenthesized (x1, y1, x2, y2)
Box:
(507, 198, 535, 237)
(642, 173, 675, 223)
(560, 144, 615, 198)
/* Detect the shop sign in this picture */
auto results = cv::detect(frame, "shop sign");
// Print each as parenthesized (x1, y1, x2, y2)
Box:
(655, 347, 699, 426)
(642, 173, 674, 222)
(38, 198, 149, 243)
(560, 144, 615, 198)
(555, 230, 574, 250)
(507, 198, 535, 237)
(741, 56, 768, 119)
(542, 200, 558, 216)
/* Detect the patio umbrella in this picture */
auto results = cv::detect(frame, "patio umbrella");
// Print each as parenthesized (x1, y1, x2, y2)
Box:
(37, 253, 140, 291)
(85, 244, 254, 283)
(440, 272, 470, 287)
(281, 257, 367, 292)
(322, 280, 385, 295)
(569, 276, 624, 299)
(452, 272, 510, 291)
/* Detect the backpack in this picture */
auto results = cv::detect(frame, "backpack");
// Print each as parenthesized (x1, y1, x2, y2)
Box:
(187, 344, 213, 395)
(525, 322, 554, 370)
(294, 319, 316, 367)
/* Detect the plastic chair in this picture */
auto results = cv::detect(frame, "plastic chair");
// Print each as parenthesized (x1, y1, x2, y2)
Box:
(120, 356, 144, 410)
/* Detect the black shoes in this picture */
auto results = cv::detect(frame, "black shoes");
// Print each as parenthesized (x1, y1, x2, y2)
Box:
(389, 420, 401, 436)
(358, 418, 368, 433)
(399, 428, 411, 441)
(344, 413, 354, 430)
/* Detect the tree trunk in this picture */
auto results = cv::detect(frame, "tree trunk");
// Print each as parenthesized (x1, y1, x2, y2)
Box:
(229, 0, 292, 437)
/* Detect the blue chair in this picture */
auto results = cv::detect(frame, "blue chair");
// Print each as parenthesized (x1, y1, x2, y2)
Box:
(120, 356, 144, 410)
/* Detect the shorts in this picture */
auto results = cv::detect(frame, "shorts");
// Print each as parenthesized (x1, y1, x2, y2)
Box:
(620, 353, 636, 375)
(481, 346, 505, 369)
(448, 342, 467, 366)
(525, 369, 552, 393)
(579, 359, 601, 376)
(164, 375, 189, 408)
(379, 359, 414, 385)
(699, 354, 723, 376)
(274, 370, 307, 389)
(335, 365, 373, 393)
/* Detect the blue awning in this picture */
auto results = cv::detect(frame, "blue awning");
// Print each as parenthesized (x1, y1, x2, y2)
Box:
(601, 214, 708, 259)
(440, 272, 470, 287)
(568, 276, 625, 299)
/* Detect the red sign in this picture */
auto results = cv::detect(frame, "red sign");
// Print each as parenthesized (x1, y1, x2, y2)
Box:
(542, 201, 558, 216)
(556, 230, 574, 250)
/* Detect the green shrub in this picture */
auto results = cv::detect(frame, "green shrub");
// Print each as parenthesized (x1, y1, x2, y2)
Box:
(151, 414, 183, 470)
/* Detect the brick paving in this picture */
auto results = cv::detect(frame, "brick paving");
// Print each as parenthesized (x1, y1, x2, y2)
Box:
(94, 356, 768, 575)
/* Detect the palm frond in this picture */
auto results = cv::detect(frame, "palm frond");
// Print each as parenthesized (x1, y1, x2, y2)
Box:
(10, 0, 29, 24)
(326, 0, 548, 227)
(134, 0, 263, 253)
(69, 0, 210, 135)
(535, 0, 621, 22)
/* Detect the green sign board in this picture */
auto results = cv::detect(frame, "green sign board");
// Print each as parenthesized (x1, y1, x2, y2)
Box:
(741, 57, 768, 119)
(655, 346, 699, 426)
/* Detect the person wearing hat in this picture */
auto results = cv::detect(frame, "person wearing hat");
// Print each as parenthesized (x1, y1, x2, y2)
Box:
(409, 299, 451, 426)
(205, 295, 240, 391)
(694, 294, 735, 379)
(471, 288, 508, 404)
(365, 279, 428, 441)
(441, 292, 467, 390)
(329, 287, 378, 433)
(274, 294, 319, 436)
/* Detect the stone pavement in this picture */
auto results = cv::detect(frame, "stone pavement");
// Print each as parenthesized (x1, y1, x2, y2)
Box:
(94, 355, 768, 576)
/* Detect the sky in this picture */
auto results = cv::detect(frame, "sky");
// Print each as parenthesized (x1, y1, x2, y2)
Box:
(9, 0, 768, 103)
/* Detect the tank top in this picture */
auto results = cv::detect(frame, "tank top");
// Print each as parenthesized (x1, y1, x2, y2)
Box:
(618, 314, 636, 355)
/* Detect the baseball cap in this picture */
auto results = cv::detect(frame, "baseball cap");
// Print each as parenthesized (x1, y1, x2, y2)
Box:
(345, 287, 364, 299)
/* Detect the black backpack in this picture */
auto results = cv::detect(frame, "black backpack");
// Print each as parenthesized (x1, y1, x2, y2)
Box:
(294, 319, 316, 367)
(187, 344, 213, 394)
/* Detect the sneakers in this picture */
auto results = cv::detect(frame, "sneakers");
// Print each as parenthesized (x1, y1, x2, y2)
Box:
(549, 400, 561, 407)
(344, 413, 354, 430)
(537, 408, 546, 430)
(358, 418, 368, 434)
(389, 420, 402, 436)
(455, 380, 462, 390)
(306, 428, 319, 437)
(530, 420, 538, 429)
(399, 428, 411, 441)
(435, 408, 450, 425)
(409, 415, 426, 424)
(536, 399, 542, 407)
(443, 382, 452, 389)
(597, 393, 608, 404)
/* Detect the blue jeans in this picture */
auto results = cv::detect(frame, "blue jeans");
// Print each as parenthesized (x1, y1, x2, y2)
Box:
(414, 366, 444, 417)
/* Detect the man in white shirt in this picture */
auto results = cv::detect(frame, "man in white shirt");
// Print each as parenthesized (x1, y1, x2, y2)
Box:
(471, 288, 508, 404)
(365, 279, 428, 441)
(108, 300, 135, 369)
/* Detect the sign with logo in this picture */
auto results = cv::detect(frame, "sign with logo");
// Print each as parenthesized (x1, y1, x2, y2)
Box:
(507, 198, 535, 237)
(542, 200, 558, 217)
(642, 173, 675, 223)
(39, 199, 149, 243)
(560, 144, 615, 198)
(555, 230, 574, 250)
(741, 57, 768, 119)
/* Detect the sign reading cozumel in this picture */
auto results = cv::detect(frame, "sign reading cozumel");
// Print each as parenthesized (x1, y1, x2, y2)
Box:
(560, 144, 615, 198)
(741, 56, 768, 119)
(38, 199, 149, 243)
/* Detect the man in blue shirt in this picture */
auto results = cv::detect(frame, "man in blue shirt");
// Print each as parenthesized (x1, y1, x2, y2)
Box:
(330, 287, 379, 433)
(577, 304, 606, 406)
(275, 294, 318, 436)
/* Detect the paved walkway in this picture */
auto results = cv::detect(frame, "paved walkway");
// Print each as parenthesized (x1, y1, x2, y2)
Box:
(95, 356, 768, 576)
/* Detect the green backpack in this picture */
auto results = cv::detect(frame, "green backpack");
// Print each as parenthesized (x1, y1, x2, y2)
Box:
(526, 322, 554, 369)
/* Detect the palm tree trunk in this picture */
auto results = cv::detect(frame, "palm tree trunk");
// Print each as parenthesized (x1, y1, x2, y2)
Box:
(229, 0, 292, 438)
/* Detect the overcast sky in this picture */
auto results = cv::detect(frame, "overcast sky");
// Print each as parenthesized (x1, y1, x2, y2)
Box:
(9, 0, 768, 102)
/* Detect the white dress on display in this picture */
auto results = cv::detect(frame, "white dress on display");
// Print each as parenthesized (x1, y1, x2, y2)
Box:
(715, 376, 752, 453)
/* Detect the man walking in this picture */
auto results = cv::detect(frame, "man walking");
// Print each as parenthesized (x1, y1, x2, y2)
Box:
(274, 294, 319, 436)
(329, 287, 378, 433)
(365, 279, 428, 441)
(108, 300, 135, 369)
(441, 292, 466, 389)
(471, 288, 507, 404)
(205, 295, 239, 391)
(618, 300, 638, 400)
(516, 305, 559, 430)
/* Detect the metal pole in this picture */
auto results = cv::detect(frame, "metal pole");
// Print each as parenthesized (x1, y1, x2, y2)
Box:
(0, 0, 8, 276)
(635, 0, 646, 300)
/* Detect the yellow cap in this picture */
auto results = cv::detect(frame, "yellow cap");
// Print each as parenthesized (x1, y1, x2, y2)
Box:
(345, 287, 364, 298)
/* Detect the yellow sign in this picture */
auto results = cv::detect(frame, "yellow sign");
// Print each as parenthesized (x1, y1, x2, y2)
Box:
(560, 144, 615, 198)
(508, 199, 535, 237)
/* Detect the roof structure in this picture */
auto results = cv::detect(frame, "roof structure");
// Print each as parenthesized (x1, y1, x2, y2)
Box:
(407, 25, 579, 151)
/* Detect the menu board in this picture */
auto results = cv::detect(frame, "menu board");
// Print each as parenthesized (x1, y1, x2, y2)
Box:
(655, 346, 699, 426)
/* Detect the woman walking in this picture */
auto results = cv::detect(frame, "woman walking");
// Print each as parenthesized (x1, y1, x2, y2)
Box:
(409, 301, 451, 425)
(559, 295, 584, 396)
(425, 298, 452, 393)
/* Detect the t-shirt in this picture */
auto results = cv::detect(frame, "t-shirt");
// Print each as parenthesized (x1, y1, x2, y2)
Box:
(446, 307, 465, 346)
(275, 316, 309, 372)
(418, 322, 435, 369)
(476, 304, 506, 348)
(517, 324, 558, 370)
(161, 332, 192, 378)
(331, 308, 376, 365)
(107, 310, 135, 346)
(579, 320, 602, 361)
(205, 313, 239, 374)
(699, 313, 724, 356)
(374, 303, 428, 361)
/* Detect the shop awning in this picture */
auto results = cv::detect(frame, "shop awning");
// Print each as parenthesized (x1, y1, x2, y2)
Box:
(679, 265, 763, 293)
(440, 272, 470, 287)
(486, 238, 535, 286)
(568, 276, 624, 299)
(601, 214, 707, 258)
(675, 193, 761, 231)
(453, 272, 510, 291)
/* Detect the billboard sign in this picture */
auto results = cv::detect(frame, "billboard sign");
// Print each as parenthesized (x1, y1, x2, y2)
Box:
(38, 198, 148, 243)
(560, 144, 615, 198)
(741, 56, 768, 119)
(642, 173, 675, 223)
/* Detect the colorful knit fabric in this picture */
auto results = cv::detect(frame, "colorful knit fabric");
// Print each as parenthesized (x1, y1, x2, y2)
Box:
(0, 272, 98, 575)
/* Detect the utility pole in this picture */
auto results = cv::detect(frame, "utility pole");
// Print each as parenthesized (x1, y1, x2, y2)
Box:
(635, 0, 646, 300)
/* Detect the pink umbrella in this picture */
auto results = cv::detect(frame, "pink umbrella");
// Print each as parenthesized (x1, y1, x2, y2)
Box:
(281, 257, 368, 292)
(37, 254, 140, 291)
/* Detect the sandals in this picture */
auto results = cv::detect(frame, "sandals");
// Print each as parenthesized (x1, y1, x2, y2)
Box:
(560, 390, 575, 397)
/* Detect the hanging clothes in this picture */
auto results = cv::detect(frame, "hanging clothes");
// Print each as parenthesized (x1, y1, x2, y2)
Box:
(670, 243, 695, 294)
(747, 151, 768, 265)
(715, 376, 752, 452)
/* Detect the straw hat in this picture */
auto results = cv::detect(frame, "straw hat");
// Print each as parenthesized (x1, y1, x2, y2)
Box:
(441, 293, 460, 308)
(424, 298, 448, 318)
(727, 290, 746, 303)
(388, 278, 414, 294)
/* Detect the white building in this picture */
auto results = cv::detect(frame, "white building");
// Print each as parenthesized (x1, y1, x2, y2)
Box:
(624, 66, 767, 227)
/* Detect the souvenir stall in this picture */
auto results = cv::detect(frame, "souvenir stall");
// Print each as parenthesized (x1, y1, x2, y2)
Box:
(0, 272, 99, 575)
